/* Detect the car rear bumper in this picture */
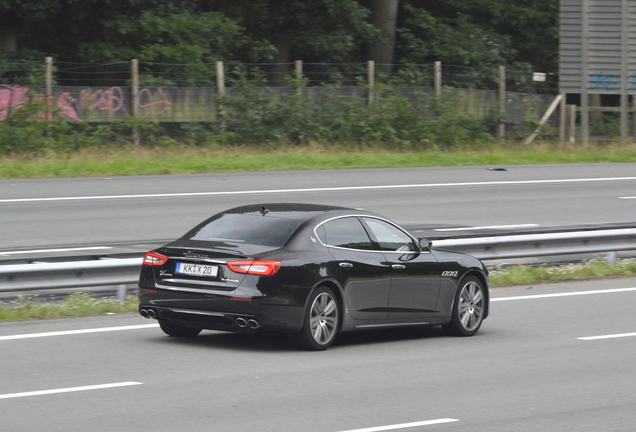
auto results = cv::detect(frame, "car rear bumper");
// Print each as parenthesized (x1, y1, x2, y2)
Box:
(138, 288, 305, 333)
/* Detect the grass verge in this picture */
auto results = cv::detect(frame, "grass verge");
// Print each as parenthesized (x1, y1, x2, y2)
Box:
(489, 258, 636, 288)
(0, 293, 138, 322)
(2, 142, 636, 179)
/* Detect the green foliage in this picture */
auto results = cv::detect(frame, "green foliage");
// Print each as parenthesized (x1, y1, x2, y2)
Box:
(398, 5, 516, 68)
(0, 0, 559, 84)
(399, 0, 558, 72)
(218, 83, 497, 147)
(0, 56, 48, 86)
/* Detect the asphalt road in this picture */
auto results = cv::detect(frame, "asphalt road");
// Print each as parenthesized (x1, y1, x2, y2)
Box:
(1, 279, 635, 431)
(0, 163, 635, 263)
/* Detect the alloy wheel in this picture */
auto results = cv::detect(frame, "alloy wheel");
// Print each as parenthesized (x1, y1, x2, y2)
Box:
(458, 280, 484, 332)
(309, 292, 339, 345)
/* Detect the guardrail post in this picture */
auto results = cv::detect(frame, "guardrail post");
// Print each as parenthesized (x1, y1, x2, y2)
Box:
(607, 252, 617, 265)
(117, 284, 127, 305)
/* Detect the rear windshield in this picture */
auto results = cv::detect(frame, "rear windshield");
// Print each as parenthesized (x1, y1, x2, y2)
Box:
(185, 214, 301, 247)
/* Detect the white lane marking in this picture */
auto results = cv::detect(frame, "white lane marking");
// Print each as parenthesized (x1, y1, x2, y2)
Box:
(337, 419, 460, 432)
(0, 382, 142, 400)
(0, 324, 159, 341)
(0, 246, 111, 256)
(619, 196, 636, 199)
(577, 332, 636, 341)
(1, 177, 635, 203)
(492, 287, 636, 302)
(433, 224, 539, 232)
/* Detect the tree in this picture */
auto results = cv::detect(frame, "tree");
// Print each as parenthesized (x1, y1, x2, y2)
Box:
(218, 0, 382, 84)
(365, 0, 399, 74)
(397, 0, 558, 72)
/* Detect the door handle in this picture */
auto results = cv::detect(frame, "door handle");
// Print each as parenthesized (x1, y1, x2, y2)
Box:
(392, 264, 406, 270)
(339, 262, 353, 268)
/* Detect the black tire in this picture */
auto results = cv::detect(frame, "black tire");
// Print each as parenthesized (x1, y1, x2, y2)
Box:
(158, 319, 202, 338)
(290, 286, 341, 351)
(442, 276, 485, 337)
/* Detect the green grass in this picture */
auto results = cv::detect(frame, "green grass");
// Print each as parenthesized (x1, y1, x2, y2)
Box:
(489, 258, 636, 288)
(2, 141, 636, 179)
(0, 293, 138, 322)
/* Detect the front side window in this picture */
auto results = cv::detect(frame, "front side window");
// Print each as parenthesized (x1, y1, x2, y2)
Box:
(362, 217, 417, 252)
(316, 217, 375, 251)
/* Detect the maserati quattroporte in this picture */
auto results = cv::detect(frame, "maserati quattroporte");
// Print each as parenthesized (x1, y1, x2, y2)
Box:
(138, 203, 489, 350)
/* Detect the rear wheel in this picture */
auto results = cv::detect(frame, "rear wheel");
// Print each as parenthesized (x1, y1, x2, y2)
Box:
(291, 286, 340, 351)
(158, 319, 202, 338)
(443, 276, 485, 336)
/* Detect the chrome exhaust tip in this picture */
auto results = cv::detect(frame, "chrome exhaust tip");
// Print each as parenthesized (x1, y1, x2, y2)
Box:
(139, 309, 149, 318)
(247, 319, 261, 329)
(147, 309, 156, 319)
(235, 317, 247, 328)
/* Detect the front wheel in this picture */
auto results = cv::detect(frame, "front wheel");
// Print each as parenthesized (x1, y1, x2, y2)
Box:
(290, 286, 341, 351)
(158, 319, 202, 337)
(443, 276, 485, 337)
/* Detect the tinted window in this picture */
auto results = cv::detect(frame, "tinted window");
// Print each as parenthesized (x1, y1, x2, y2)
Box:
(318, 217, 374, 250)
(186, 214, 300, 246)
(362, 218, 416, 252)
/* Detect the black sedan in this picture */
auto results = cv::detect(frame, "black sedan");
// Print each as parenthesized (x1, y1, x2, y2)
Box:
(138, 203, 489, 350)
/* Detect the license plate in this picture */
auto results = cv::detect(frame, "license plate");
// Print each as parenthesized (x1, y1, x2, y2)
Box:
(175, 263, 218, 277)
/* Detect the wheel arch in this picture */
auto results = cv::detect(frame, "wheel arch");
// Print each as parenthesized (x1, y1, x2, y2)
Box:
(460, 269, 490, 320)
(304, 279, 345, 332)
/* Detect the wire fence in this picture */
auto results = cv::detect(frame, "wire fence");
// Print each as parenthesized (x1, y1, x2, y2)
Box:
(0, 60, 556, 93)
(1, 59, 561, 130)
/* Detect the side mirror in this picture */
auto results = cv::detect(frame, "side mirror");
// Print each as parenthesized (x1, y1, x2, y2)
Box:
(419, 238, 432, 251)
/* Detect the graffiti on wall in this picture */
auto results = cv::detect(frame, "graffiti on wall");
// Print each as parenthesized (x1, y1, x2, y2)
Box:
(588, 71, 636, 92)
(0, 85, 172, 121)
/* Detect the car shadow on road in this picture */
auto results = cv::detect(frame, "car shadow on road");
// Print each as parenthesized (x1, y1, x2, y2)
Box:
(147, 325, 449, 352)
(333, 325, 447, 348)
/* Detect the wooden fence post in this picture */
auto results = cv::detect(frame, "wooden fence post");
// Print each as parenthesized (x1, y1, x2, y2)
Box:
(568, 104, 577, 145)
(368, 60, 375, 105)
(498, 65, 506, 140)
(523, 93, 565, 145)
(45, 57, 53, 121)
(131, 59, 139, 146)
(216, 61, 226, 133)
(632, 96, 636, 139)
(434, 61, 442, 98)
(559, 92, 567, 143)
(295, 60, 303, 96)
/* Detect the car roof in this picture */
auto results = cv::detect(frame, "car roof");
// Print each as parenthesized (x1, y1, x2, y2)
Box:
(221, 203, 357, 220)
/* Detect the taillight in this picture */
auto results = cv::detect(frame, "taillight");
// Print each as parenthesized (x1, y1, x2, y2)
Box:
(143, 252, 168, 266)
(227, 260, 281, 276)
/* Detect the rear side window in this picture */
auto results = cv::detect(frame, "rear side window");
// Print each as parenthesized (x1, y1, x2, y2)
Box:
(186, 214, 300, 247)
(317, 217, 375, 251)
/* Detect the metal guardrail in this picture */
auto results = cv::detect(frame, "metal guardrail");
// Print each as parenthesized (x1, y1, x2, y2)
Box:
(1, 228, 636, 294)
(0, 258, 142, 294)
(434, 228, 636, 260)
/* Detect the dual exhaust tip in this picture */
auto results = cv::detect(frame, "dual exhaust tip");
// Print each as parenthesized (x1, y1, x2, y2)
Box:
(139, 308, 156, 319)
(140, 308, 261, 329)
(235, 317, 261, 329)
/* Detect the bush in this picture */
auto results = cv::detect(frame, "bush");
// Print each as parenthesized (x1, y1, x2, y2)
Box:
(0, 84, 500, 154)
